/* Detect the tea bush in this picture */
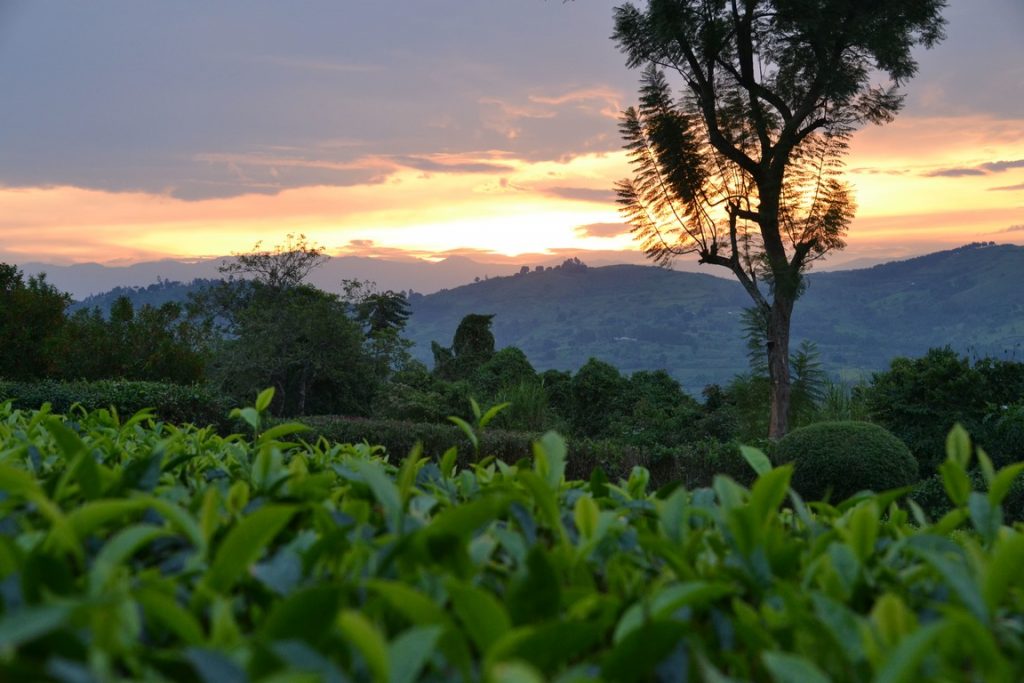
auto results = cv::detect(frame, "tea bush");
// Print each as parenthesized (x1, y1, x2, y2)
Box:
(2, 396, 1024, 681)
(775, 420, 918, 502)
(0, 379, 231, 429)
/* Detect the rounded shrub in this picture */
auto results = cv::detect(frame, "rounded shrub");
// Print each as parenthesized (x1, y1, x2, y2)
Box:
(775, 421, 918, 503)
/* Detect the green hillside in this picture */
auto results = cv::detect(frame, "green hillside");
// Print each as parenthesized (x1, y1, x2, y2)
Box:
(406, 243, 1024, 391)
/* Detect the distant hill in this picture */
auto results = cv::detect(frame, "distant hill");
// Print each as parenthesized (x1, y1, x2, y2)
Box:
(22, 254, 527, 300)
(404, 243, 1024, 392)
(55, 243, 1024, 392)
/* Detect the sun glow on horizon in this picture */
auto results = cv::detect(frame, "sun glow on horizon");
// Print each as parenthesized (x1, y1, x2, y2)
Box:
(1, 115, 1022, 266)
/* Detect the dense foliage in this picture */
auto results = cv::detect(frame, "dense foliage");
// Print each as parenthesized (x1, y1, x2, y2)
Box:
(775, 421, 919, 503)
(862, 347, 1024, 472)
(0, 380, 231, 430)
(2, 398, 1024, 681)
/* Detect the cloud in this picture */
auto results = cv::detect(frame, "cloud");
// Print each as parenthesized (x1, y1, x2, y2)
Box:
(981, 159, 1024, 172)
(391, 155, 515, 175)
(924, 158, 1024, 178)
(994, 224, 1024, 233)
(529, 86, 623, 120)
(540, 186, 618, 203)
(923, 167, 989, 178)
(988, 183, 1024, 191)
(574, 222, 631, 238)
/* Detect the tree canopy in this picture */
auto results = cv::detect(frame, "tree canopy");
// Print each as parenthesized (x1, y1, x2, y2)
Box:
(612, 0, 947, 436)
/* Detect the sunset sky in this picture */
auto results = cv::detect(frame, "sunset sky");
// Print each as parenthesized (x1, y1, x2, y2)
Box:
(1, 0, 1022, 269)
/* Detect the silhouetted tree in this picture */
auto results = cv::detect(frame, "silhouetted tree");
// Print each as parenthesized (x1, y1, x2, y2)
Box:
(431, 313, 497, 381)
(612, 0, 946, 436)
(220, 233, 329, 290)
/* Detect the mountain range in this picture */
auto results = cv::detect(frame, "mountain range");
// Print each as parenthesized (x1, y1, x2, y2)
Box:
(405, 243, 1024, 391)
(46, 242, 1024, 393)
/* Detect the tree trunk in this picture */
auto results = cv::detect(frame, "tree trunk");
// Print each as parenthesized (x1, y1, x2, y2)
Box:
(766, 296, 794, 439)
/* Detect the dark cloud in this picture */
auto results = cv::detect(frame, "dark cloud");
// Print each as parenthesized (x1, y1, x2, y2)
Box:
(924, 158, 1024, 179)
(981, 159, 1024, 173)
(575, 222, 631, 238)
(0, 0, 628, 198)
(923, 167, 989, 178)
(391, 156, 515, 175)
(996, 224, 1024, 233)
(541, 186, 618, 203)
(988, 183, 1024, 192)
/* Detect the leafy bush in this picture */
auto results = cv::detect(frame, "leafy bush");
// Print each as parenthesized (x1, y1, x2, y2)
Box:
(775, 420, 919, 502)
(296, 414, 537, 465)
(2, 402, 1024, 680)
(0, 379, 231, 429)
(862, 347, 1024, 471)
(912, 469, 1024, 523)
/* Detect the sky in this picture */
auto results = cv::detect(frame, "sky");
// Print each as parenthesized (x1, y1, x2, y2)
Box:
(1, 0, 1022, 269)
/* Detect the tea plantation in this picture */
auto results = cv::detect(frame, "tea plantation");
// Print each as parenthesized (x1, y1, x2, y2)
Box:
(1, 393, 1023, 682)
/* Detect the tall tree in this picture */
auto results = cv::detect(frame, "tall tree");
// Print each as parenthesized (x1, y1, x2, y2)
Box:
(612, 0, 946, 437)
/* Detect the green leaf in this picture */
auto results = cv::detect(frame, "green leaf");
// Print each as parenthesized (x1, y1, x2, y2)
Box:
(135, 585, 205, 645)
(614, 581, 733, 643)
(939, 460, 971, 508)
(205, 505, 296, 593)
(762, 652, 831, 683)
(968, 491, 1002, 544)
(749, 465, 792, 521)
(67, 499, 149, 538)
(257, 421, 309, 444)
(448, 416, 478, 451)
(0, 604, 72, 649)
(945, 424, 972, 468)
(447, 580, 512, 653)
(518, 471, 566, 543)
(989, 462, 1024, 506)
(533, 431, 567, 489)
(397, 445, 424, 504)
(479, 402, 511, 429)
(353, 458, 402, 530)
(909, 545, 988, 622)
(870, 594, 918, 648)
(89, 524, 169, 591)
(740, 445, 772, 476)
(255, 387, 276, 413)
(44, 416, 87, 460)
(488, 661, 545, 683)
(427, 494, 509, 539)
(366, 580, 448, 625)
(231, 406, 261, 431)
(338, 610, 390, 683)
(872, 621, 945, 683)
(844, 501, 880, 562)
(574, 495, 599, 539)
(440, 446, 459, 478)
(388, 625, 443, 683)
(983, 532, 1024, 610)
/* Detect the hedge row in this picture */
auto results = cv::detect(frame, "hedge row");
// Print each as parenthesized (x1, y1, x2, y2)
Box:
(291, 416, 756, 489)
(0, 379, 232, 430)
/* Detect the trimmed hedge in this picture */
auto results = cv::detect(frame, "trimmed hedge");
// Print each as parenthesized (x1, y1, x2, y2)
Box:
(0, 379, 232, 430)
(290, 416, 712, 487)
(775, 420, 919, 503)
